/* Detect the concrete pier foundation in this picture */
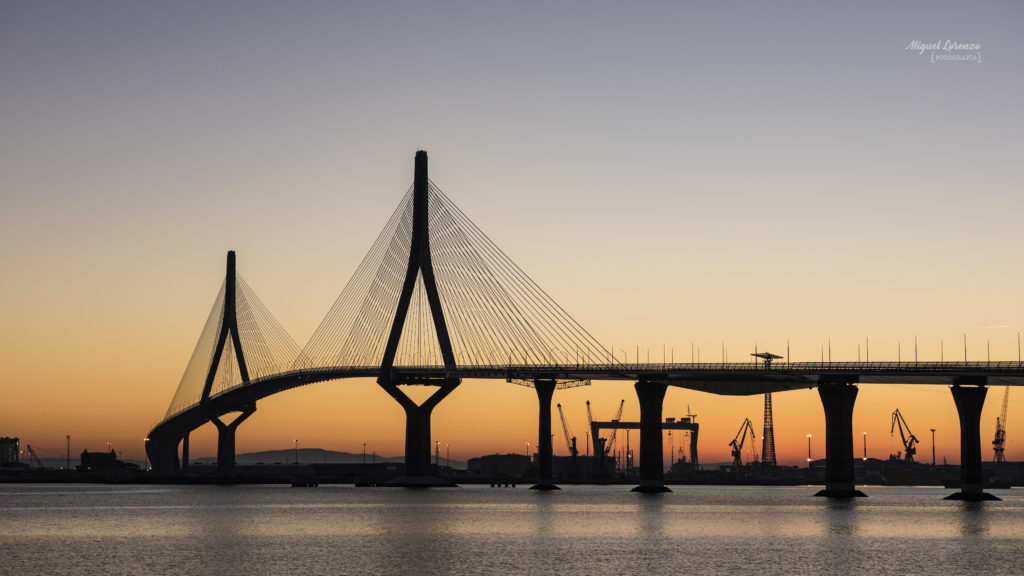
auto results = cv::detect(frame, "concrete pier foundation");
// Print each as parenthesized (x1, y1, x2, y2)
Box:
(145, 435, 180, 476)
(382, 381, 458, 487)
(946, 382, 999, 501)
(815, 380, 866, 498)
(632, 381, 671, 493)
(181, 432, 190, 473)
(212, 406, 254, 477)
(531, 379, 560, 490)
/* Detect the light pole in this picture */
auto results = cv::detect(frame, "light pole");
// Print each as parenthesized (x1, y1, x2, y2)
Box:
(930, 429, 936, 466)
(362, 442, 366, 465)
(294, 439, 298, 465)
(435, 441, 440, 468)
(862, 432, 867, 461)
(807, 434, 812, 463)
(144, 438, 149, 471)
(446, 443, 450, 468)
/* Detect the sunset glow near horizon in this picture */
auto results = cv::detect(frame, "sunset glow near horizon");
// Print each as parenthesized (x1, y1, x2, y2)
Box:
(2, 2, 1022, 465)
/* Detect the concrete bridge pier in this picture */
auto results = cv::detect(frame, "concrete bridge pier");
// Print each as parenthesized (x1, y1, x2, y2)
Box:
(146, 435, 181, 476)
(632, 380, 671, 493)
(181, 432, 190, 473)
(946, 380, 999, 501)
(380, 381, 459, 487)
(815, 380, 867, 498)
(212, 406, 255, 477)
(531, 379, 560, 490)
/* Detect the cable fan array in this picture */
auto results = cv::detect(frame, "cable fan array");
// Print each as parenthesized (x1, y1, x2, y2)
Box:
(298, 181, 612, 369)
(164, 274, 301, 418)
(165, 178, 612, 418)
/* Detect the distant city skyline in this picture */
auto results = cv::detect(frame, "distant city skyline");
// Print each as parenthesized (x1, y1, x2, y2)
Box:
(1, 1, 1021, 464)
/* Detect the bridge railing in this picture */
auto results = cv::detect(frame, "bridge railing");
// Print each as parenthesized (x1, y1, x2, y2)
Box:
(152, 360, 1024, 431)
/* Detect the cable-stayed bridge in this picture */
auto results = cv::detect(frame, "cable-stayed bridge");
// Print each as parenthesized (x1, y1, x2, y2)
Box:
(147, 151, 1023, 499)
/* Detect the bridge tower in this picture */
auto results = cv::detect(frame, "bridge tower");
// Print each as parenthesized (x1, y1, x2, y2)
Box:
(377, 151, 461, 486)
(145, 251, 256, 477)
(202, 251, 256, 477)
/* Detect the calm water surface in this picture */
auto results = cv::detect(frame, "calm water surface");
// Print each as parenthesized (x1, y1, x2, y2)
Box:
(1, 484, 1021, 575)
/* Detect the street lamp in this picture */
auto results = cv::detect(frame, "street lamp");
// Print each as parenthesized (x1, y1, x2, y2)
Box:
(144, 437, 150, 471)
(294, 439, 299, 465)
(862, 432, 867, 461)
(930, 428, 936, 466)
(807, 434, 812, 463)
(363, 442, 366, 465)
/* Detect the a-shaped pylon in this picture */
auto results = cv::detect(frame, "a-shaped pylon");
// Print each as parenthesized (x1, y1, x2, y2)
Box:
(377, 151, 461, 485)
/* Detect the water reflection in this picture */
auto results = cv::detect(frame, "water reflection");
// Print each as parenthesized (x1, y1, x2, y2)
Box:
(1, 484, 1020, 576)
(957, 501, 989, 537)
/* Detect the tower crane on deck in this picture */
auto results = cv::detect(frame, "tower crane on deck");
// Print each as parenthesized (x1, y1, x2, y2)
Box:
(890, 409, 919, 462)
(729, 418, 758, 468)
(993, 386, 1009, 463)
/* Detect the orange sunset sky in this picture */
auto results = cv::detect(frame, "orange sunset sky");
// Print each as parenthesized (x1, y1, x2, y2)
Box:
(2, 2, 1022, 465)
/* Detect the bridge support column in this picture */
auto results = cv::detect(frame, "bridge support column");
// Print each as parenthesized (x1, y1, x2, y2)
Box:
(632, 381, 671, 493)
(146, 435, 180, 476)
(946, 381, 999, 501)
(181, 432, 190, 473)
(815, 380, 866, 498)
(212, 406, 255, 478)
(381, 381, 459, 487)
(530, 379, 560, 490)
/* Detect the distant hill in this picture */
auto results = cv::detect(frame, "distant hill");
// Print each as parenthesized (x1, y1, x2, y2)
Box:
(192, 448, 467, 470)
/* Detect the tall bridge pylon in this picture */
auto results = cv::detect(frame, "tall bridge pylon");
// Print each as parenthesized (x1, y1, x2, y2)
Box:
(377, 151, 461, 485)
(148, 250, 300, 476)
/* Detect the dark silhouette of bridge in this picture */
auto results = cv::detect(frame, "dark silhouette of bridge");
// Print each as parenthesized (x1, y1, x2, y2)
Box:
(147, 151, 1024, 499)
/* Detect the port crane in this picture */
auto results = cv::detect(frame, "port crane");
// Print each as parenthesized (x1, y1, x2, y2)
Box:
(25, 445, 46, 469)
(728, 418, 758, 467)
(890, 409, 919, 462)
(557, 403, 578, 458)
(993, 386, 1009, 463)
(605, 399, 625, 454)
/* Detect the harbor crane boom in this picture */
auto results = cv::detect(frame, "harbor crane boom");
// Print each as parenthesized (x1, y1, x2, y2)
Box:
(605, 399, 625, 454)
(729, 418, 758, 467)
(25, 445, 45, 469)
(993, 386, 1009, 463)
(557, 403, 578, 457)
(890, 409, 919, 462)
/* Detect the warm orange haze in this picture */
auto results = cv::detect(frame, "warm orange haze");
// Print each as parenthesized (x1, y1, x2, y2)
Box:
(2, 2, 1022, 470)
(2, 166, 1021, 467)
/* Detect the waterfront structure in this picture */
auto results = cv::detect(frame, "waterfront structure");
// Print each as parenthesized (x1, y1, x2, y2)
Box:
(147, 152, 1024, 500)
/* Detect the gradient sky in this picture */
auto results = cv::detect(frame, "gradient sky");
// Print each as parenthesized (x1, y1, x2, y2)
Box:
(2, 1, 1022, 465)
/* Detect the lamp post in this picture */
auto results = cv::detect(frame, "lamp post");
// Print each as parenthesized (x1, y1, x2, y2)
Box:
(294, 439, 298, 465)
(362, 442, 366, 465)
(862, 432, 867, 461)
(930, 429, 936, 466)
(807, 434, 812, 463)
(144, 437, 149, 471)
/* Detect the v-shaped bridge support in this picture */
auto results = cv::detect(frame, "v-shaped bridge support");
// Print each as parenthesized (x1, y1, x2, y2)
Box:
(204, 251, 256, 478)
(378, 151, 460, 485)
(201, 250, 250, 402)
